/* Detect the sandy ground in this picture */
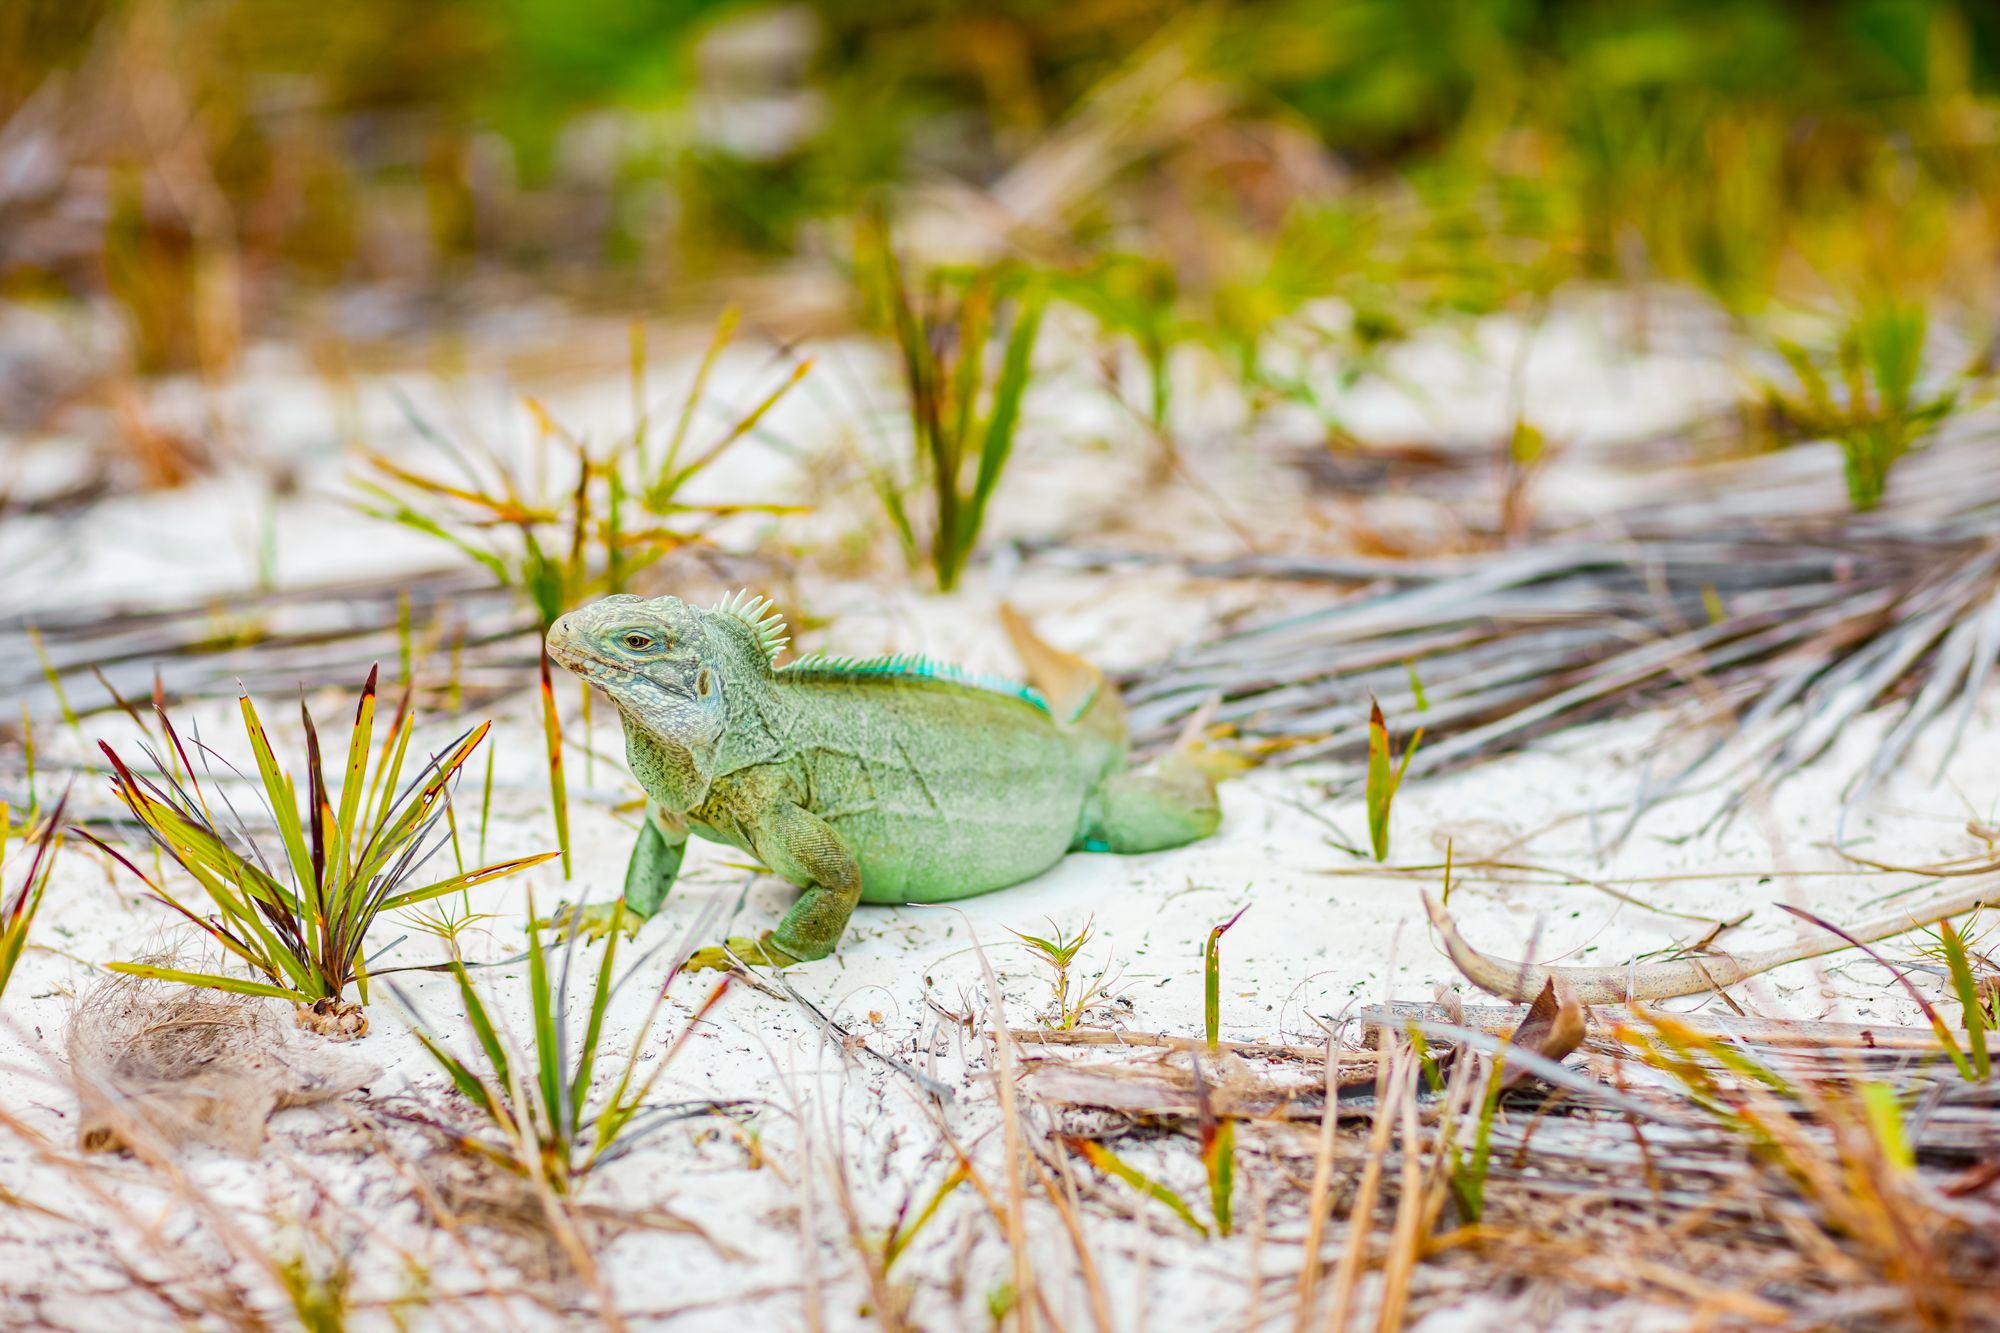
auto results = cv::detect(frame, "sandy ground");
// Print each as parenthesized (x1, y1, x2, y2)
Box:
(0, 296, 1982, 1329)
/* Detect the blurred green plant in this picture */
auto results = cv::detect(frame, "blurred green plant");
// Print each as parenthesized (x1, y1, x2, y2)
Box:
(1760, 301, 1967, 509)
(862, 227, 1045, 591)
(84, 667, 555, 1037)
(1052, 254, 1184, 435)
(357, 312, 807, 635)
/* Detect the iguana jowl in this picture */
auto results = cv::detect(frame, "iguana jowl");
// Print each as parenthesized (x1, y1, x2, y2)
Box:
(543, 591, 1223, 967)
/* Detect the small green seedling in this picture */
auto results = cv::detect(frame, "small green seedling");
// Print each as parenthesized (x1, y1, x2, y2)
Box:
(1935, 917, 1992, 1083)
(1204, 905, 1247, 1050)
(87, 668, 556, 1037)
(1365, 696, 1423, 862)
(1199, 1110, 1235, 1238)
(1010, 916, 1109, 1031)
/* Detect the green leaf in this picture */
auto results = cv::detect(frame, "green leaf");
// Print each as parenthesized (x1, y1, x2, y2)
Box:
(1067, 1136, 1208, 1237)
(570, 902, 624, 1127)
(1205, 906, 1247, 1050)
(539, 657, 571, 879)
(1202, 1115, 1234, 1237)
(240, 693, 317, 900)
(526, 897, 564, 1138)
(378, 851, 562, 911)
(1939, 918, 1991, 1082)
(449, 959, 512, 1095)
(1861, 1082, 1914, 1170)
(105, 962, 301, 1001)
(1365, 698, 1422, 862)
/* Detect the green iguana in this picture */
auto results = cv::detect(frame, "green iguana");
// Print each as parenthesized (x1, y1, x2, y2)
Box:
(541, 591, 1224, 968)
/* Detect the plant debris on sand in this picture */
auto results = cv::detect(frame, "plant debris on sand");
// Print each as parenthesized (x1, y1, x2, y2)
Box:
(66, 968, 377, 1155)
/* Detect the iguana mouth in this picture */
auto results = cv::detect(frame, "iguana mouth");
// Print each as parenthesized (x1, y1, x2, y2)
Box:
(545, 634, 633, 685)
(555, 647, 636, 684)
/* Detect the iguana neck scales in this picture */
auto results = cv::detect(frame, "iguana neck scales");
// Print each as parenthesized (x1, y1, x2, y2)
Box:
(544, 591, 1222, 966)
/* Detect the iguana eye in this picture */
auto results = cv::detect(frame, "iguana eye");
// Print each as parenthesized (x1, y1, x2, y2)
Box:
(696, 668, 714, 696)
(621, 632, 655, 651)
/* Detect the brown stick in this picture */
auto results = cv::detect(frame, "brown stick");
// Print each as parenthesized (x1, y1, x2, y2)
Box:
(1006, 1027, 1334, 1062)
(1422, 884, 1997, 1004)
(1361, 1001, 1944, 1052)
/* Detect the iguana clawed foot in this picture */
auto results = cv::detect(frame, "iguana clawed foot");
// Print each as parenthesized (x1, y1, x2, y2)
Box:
(536, 900, 641, 942)
(684, 933, 801, 973)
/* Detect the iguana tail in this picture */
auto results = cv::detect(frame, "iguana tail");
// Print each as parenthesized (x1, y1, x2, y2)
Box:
(999, 603, 1128, 749)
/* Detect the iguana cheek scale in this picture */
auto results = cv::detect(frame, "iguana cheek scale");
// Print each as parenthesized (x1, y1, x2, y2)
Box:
(542, 591, 1224, 967)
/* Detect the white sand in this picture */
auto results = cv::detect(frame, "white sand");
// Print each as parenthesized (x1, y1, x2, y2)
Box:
(0, 298, 1983, 1329)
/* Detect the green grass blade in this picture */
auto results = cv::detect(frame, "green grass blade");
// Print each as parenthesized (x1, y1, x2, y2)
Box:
(1066, 1136, 1208, 1236)
(449, 959, 512, 1094)
(526, 898, 563, 1143)
(105, 962, 301, 1001)
(539, 656, 571, 879)
(378, 851, 562, 912)
(1205, 905, 1247, 1050)
(407, 1021, 500, 1116)
(569, 902, 624, 1127)
(240, 693, 316, 899)
(336, 666, 379, 885)
(1938, 919, 1991, 1082)
(962, 291, 1044, 565)
(1202, 1116, 1234, 1237)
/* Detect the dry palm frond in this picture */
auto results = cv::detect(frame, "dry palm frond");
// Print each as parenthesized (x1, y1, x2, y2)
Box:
(1115, 424, 2000, 828)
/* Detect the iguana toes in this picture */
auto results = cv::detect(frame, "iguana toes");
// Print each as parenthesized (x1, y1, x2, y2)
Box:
(541, 591, 1224, 969)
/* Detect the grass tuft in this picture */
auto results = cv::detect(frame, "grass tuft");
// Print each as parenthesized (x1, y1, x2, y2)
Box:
(357, 310, 808, 635)
(83, 667, 555, 1035)
(392, 899, 734, 1196)
(861, 219, 1046, 591)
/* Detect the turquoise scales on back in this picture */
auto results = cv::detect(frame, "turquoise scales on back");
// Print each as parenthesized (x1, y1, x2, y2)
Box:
(541, 590, 1226, 968)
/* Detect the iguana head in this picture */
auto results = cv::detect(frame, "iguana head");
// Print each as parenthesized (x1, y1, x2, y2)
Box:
(546, 592, 787, 808)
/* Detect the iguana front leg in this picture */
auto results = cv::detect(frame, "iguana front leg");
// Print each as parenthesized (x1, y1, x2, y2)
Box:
(687, 803, 861, 970)
(539, 805, 688, 941)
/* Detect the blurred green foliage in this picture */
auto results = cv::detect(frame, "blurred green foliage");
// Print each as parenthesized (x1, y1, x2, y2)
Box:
(6, 0, 2000, 388)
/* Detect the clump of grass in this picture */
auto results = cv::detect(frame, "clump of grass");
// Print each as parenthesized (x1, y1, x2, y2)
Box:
(1, 790, 68, 1004)
(357, 311, 809, 635)
(1618, 1009, 1976, 1323)
(84, 667, 556, 1038)
(392, 900, 733, 1197)
(1760, 300, 1967, 510)
(1052, 253, 1184, 438)
(861, 222, 1046, 591)
(1365, 696, 1423, 862)
(1009, 917, 1110, 1031)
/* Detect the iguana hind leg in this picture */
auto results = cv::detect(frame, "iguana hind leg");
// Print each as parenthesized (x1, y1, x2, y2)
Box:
(1081, 748, 1222, 853)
